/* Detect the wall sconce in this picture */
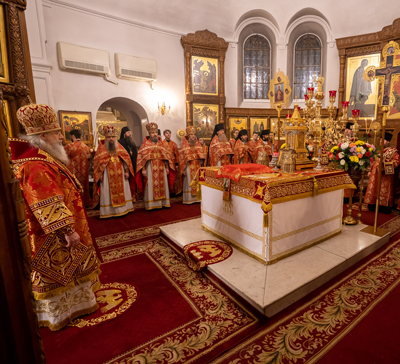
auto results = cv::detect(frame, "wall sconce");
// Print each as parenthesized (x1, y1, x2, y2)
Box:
(158, 102, 170, 115)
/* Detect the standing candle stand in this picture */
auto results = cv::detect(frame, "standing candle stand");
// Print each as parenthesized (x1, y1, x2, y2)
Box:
(357, 170, 365, 224)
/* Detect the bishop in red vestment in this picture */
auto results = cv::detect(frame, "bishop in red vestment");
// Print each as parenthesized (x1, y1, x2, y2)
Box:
(64, 129, 92, 206)
(10, 104, 101, 330)
(93, 126, 136, 218)
(136, 122, 175, 210)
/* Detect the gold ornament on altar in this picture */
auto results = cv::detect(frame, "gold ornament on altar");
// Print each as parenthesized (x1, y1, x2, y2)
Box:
(177, 129, 187, 139)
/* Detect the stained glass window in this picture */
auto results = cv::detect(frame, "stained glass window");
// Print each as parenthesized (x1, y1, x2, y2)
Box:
(243, 35, 271, 100)
(293, 34, 322, 99)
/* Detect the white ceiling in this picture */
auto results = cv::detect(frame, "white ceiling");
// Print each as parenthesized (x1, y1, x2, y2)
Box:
(51, 0, 400, 41)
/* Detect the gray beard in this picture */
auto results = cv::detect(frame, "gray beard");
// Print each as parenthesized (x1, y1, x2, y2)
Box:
(150, 136, 158, 143)
(105, 140, 117, 154)
(20, 134, 69, 165)
(188, 138, 196, 147)
(218, 134, 227, 143)
(242, 139, 248, 145)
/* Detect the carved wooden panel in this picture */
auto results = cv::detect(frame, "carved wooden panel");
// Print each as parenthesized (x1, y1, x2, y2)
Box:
(181, 29, 228, 132)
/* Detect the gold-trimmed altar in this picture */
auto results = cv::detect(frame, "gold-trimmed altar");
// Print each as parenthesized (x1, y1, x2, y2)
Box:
(194, 167, 355, 264)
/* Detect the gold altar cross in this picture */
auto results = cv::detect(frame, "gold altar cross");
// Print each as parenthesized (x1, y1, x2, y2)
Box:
(363, 41, 400, 106)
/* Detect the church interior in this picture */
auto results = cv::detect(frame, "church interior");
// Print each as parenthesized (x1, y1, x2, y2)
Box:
(2, 1, 400, 363)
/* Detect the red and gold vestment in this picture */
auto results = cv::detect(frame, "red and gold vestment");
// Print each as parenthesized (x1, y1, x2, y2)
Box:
(233, 139, 255, 164)
(365, 147, 400, 207)
(229, 138, 237, 150)
(64, 140, 92, 206)
(163, 139, 183, 194)
(9, 138, 101, 301)
(209, 135, 233, 166)
(136, 136, 175, 200)
(254, 139, 272, 161)
(179, 137, 206, 195)
(93, 141, 136, 207)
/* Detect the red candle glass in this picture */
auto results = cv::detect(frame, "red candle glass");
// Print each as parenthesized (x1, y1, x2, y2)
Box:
(286, 114, 292, 118)
(307, 87, 314, 92)
(352, 109, 360, 117)
(304, 95, 309, 100)
(329, 90, 337, 97)
(342, 101, 349, 108)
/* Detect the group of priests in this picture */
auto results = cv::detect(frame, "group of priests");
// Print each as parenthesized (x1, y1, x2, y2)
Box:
(65, 121, 277, 219)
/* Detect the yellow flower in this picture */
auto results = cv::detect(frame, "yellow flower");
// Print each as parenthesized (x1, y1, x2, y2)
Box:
(356, 147, 361, 152)
(331, 146, 339, 152)
(355, 140, 364, 146)
(369, 147, 373, 152)
(349, 156, 359, 163)
(280, 143, 286, 149)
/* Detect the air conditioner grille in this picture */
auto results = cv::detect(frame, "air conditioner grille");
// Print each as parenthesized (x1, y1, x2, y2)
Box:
(65, 60, 105, 72)
(121, 68, 155, 79)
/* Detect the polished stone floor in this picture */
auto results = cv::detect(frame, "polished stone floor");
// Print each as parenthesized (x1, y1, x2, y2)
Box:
(160, 218, 390, 316)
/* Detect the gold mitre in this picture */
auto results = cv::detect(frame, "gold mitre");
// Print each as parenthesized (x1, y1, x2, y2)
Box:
(17, 104, 60, 135)
(186, 126, 196, 135)
(103, 125, 117, 137)
(146, 122, 158, 134)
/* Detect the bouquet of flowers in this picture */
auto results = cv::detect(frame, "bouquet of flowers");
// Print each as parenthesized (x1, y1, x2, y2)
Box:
(329, 140, 378, 171)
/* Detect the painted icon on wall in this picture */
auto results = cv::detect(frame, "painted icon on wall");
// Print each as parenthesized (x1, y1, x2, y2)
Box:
(193, 103, 219, 141)
(250, 117, 267, 136)
(229, 117, 247, 138)
(59, 110, 93, 147)
(345, 54, 381, 119)
(192, 56, 218, 95)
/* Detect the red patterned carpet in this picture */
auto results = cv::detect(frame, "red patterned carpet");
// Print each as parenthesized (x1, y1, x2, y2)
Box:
(40, 198, 400, 364)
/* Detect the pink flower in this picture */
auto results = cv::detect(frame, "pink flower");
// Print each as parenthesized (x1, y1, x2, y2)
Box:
(370, 157, 374, 163)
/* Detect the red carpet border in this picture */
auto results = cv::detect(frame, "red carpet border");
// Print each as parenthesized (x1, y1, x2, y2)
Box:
(210, 235, 400, 364)
(102, 237, 261, 364)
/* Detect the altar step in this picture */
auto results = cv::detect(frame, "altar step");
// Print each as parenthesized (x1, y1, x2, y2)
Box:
(160, 219, 390, 317)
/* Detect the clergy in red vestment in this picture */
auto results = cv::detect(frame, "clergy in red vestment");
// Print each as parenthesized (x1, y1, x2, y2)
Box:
(365, 132, 400, 213)
(136, 122, 175, 210)
(254, 129, 272, 163)
(229, 129, 239, 149)
(209, 123, 233, 166)
(179, 126, 206, 204)
(163, 129, 183, 195)
(233, 130, 255, 164)
(93, 126, 136, 218)
(10, 104, 101, 331)
(64, 129, 92, 206)
(199, 137, 209, 166)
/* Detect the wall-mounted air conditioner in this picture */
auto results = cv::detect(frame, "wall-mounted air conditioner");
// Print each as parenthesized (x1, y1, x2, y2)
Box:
(115, 53, 157, 87)
(57, 42, 111, 76)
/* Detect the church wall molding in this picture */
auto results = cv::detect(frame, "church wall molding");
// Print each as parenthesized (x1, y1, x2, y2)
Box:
(42, 0, 184, 39)
(234, 17, 280, 46)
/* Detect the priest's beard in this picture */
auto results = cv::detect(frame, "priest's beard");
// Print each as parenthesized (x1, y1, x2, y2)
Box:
(20, 134, 69, 165)
(105, 140, 117, 154)
(218, 134, 228, 143)
(188, 137, 196, 147)
(150, 136, 158, 143)
(242, 140, 248, 145)
(125, 135, 136, 149)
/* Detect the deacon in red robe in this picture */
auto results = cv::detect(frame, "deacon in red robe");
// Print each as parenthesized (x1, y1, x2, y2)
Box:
(64, 129, 92, 206)
(365, 132, 400, 213)
(209, 123, 233, 166)
(93, 126, 136, 218)
(199, 137, 209, 166)
(179, 126, 206, 204)
(10, 103, 101, 331)
(233, 129, 255, 164)
(136, 122, 175, 210)
(229, 129, 239, 149)
(163, 129, 183, 195)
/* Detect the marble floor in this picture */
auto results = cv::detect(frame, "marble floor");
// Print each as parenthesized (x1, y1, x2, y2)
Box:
(160, 218, 390, 317)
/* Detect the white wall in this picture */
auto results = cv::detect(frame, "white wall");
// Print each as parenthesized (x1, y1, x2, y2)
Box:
(25, 0, 400, 143)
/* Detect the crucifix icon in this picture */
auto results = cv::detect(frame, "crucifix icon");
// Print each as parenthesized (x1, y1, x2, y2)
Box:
(363, 41, 400, 106)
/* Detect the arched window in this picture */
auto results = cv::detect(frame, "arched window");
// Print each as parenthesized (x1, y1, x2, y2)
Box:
(243, 35, 271, 100)
(293, 34, 322, 99)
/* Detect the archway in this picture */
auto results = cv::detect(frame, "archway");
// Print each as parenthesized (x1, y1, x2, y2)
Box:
(96, 97, 149, 146)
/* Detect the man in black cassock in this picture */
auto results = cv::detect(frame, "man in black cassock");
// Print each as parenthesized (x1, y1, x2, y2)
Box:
(118, 126, 137, 174)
